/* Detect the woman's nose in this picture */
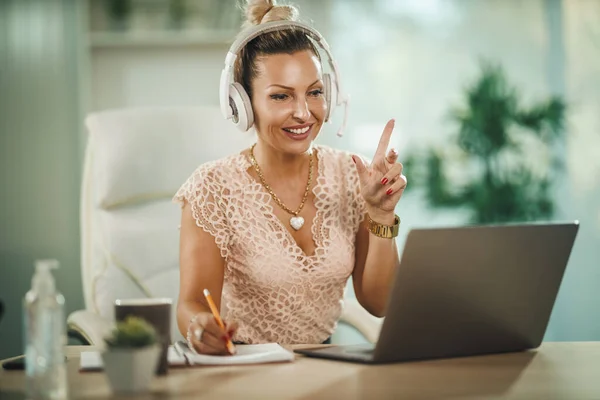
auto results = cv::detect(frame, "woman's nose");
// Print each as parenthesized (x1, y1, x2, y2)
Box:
(292, 97, 311, 121)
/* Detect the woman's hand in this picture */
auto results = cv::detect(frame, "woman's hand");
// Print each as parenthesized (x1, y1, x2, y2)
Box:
(352, 119, 407, 223)
(188, 312, 238, 355)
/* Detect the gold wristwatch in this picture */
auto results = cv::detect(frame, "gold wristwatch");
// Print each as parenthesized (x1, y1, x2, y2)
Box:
(367, 214, 400, 239)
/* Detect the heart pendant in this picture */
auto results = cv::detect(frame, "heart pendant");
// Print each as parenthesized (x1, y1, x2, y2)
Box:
(290, 216, 305, 230)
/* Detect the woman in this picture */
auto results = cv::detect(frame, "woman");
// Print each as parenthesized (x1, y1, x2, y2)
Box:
(174, 0, 407, 355)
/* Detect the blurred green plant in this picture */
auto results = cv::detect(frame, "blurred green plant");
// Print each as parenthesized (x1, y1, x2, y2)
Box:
(104, 316, 157, 349)
(105, 0, 132, 30)
(404, 61, 567, 224)
(169, 0, 187, 30)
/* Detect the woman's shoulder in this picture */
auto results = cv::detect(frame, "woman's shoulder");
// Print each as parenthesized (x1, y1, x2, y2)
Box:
(174, 152, 246, 204)
(189, 152, 247, 181)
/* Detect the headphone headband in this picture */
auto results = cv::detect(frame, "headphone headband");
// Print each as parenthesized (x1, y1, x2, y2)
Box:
(220, 20, 349, 136)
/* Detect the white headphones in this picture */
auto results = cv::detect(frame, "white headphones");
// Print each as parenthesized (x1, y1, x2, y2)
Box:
(219, 20, 349, 137)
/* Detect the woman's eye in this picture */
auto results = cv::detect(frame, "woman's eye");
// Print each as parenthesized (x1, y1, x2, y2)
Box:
(270, 94, 289, 101)
(309, 89, 324, 97)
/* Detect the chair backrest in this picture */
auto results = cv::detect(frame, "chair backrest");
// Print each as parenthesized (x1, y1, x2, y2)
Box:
(81, 106, 253, 340)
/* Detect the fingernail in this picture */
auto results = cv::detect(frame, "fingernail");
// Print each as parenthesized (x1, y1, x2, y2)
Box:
(381, 178, 388, 185)
(386, 188, 393, 195)
(391, 148, 398, 155)
(351, 156, 356, 164)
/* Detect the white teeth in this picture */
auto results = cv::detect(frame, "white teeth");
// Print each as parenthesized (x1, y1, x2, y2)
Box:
(285, 126, 310, 134)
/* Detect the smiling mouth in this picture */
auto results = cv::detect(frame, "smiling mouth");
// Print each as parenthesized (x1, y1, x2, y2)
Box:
(282, 125, 312, 135)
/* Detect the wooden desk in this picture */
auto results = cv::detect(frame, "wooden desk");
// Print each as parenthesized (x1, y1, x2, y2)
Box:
(2, 343, 600, 399)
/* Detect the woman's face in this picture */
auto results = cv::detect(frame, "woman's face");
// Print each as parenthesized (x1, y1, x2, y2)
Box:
(250, 50, 326, 156)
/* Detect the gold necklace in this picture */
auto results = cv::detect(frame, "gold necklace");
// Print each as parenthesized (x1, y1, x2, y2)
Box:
(248, 143, 313, 231)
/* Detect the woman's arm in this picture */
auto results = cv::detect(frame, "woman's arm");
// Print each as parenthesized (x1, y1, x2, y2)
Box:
(350, 119, 406, 317)
(177, 203, 236, 354)
(352, 212, 399, 317)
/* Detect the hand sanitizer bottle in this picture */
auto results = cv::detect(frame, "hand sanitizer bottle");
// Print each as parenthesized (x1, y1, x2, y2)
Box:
(23, 260, 68, 400)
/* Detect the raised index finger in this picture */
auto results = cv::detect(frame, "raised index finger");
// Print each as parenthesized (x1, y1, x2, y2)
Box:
(373, 119, 395, 163)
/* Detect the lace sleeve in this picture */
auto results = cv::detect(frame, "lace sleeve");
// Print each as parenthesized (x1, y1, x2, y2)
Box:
(173, 165, 232, 260)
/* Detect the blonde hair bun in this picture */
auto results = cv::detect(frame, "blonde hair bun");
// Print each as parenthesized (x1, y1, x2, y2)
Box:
(243, 0, 299, 28)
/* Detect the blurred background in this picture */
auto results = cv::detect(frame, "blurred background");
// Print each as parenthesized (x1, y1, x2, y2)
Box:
(0, 0, 599, 359)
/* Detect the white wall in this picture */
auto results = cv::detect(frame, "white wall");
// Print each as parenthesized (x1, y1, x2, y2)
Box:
(91, 46, 228, 110)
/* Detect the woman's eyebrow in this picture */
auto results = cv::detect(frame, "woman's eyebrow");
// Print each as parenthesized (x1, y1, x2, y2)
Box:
(268, 84, 294, 90)
(268, 79, 321, 90)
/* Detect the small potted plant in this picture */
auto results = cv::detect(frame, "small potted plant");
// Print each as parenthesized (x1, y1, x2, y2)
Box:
(102, 316, 160, 393)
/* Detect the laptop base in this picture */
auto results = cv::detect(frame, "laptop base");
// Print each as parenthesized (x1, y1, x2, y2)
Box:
(295, 344, 378, 364)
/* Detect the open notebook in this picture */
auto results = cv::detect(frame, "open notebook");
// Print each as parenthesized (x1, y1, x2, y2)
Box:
(80, 342, 294, 371)
(174, 341, 294, 366)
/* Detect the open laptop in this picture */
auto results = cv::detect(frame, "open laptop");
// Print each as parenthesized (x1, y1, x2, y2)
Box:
(295, 221, 579, 364)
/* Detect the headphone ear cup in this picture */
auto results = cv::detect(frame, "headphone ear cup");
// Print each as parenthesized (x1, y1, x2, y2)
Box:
(229, 82, 254, 131)
(323, 73, 332, 122)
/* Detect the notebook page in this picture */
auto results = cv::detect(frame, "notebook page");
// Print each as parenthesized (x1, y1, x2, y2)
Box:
(178, 342, 295, 366)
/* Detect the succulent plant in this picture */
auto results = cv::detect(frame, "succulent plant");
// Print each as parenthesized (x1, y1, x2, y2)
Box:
(104, 316, 157, 349)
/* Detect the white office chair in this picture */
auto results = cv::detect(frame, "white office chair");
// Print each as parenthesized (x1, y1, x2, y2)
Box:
(67, 106, 382, 347)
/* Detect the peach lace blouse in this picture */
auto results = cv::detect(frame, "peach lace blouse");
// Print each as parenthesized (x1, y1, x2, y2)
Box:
(174, 145, 366, 344)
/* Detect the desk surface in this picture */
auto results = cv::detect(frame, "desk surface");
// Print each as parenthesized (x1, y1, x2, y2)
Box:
(2, 342, 600, 399)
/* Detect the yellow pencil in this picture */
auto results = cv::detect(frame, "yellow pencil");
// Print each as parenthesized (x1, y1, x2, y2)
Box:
(203, 289, 236, 355)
